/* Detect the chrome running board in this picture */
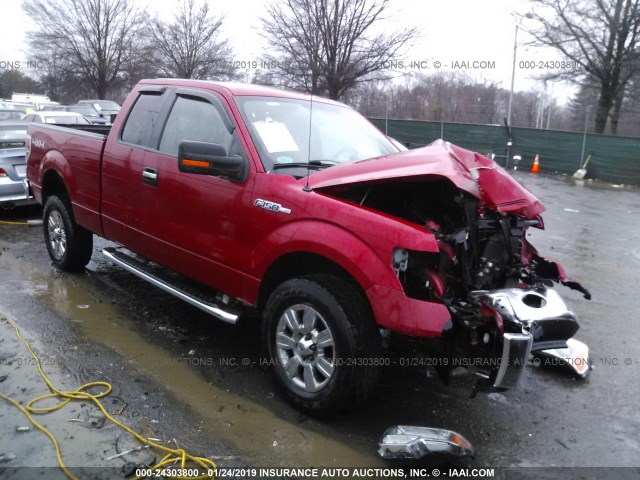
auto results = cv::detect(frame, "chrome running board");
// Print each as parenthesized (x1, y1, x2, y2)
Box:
(103, 247, 238, 324)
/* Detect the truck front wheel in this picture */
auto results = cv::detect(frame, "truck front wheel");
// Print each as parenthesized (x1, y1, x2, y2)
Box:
(43, 195, 93, 271)
(263, 274, 381, 416)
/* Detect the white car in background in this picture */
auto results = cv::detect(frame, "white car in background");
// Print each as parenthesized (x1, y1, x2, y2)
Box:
(21, 111, 91, 125)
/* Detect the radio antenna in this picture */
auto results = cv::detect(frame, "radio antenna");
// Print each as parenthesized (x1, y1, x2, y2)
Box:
(303, 95, 313, 192)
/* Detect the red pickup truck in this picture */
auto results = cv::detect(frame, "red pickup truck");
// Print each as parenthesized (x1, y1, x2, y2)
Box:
(27, 79, 590, 416)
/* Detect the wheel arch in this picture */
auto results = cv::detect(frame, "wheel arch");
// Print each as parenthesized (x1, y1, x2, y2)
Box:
(257, 252, 370, 313)
(251, 219, 403, 311)
(41, 168, 69, 204)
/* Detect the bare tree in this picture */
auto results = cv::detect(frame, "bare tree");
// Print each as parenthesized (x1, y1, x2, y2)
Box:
(262, 0, 417, 100)
(568, 81, 600, 132)
(347, 73, 575, 130)
(523, 0, 640, 134)
(118, 28, 160, 96)
(33, 49, 87, 103)
(0, 70, 39, 99)
(149, 0, 234, 80)
(23, 0, 146, 99)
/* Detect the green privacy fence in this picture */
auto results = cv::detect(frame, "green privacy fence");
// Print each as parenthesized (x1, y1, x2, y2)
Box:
(369, 118, 640, 185)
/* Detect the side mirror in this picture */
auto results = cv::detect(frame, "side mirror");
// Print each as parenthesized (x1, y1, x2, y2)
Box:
(178, 140, 248, 183)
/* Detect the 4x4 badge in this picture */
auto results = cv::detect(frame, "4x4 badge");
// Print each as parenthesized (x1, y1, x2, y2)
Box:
(254, 198, 292, 215)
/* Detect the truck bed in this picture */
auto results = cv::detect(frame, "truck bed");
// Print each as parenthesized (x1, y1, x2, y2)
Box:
(27, 122, 109, 235)
(59, 123, 112, 136)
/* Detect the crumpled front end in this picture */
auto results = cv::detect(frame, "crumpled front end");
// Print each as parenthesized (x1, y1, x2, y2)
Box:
(315, 140, 591, 392)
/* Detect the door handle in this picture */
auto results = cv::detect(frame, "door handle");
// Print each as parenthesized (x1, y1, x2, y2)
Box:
(142, 167, 158, 186)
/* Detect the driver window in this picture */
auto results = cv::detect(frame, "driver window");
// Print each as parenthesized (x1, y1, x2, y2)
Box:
(159, 96, 232, 157)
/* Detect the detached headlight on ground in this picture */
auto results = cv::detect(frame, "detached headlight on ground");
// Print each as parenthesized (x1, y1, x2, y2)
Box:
(534, 338, 591, 378)
(378, 426, 474, 460)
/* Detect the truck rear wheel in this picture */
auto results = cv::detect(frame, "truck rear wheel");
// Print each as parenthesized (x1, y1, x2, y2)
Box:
(262, 274, 381, 416)
(43, 195, 93, 271)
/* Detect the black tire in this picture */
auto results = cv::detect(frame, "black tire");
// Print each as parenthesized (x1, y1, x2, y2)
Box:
(43, 195, 93, 271)
(262, 274, 381, 416)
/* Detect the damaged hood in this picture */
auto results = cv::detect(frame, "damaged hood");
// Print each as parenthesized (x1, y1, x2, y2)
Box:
(309, 139, 545, 219)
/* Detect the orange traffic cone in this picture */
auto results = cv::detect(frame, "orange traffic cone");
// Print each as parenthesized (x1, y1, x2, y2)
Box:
(531, 154, 540, 174)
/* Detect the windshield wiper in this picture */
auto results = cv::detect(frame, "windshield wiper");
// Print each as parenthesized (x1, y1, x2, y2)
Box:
(271, 160, 339, 170)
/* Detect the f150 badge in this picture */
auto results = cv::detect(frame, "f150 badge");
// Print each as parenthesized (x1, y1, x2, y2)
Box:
(254, 198, 292, 215)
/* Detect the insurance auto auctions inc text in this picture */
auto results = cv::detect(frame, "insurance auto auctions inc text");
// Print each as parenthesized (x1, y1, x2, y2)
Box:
(213, 467, 495, 478)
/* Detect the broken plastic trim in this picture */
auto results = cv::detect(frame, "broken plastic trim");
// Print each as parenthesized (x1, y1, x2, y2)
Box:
(378, 426, 474, 460)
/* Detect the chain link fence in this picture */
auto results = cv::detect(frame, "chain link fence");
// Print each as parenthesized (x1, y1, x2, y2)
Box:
(370, 118, 640, 185)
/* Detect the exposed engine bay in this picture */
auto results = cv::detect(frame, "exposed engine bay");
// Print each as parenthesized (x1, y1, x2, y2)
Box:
(328, 178, 590, 299)
(322, 176, 592, 392)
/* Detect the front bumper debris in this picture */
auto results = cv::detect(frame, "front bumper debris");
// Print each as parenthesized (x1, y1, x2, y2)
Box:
(493, 332, 533, 389)
(472, 287, 582, 352)
(471, 287, 588, 389)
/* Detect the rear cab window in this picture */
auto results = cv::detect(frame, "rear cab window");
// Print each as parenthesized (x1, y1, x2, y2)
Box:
(120, 90, 166, 148)
(120, 86, 246, 169)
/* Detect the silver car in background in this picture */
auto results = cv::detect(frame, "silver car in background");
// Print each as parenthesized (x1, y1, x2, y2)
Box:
(21, 111, 91, 125)
(0, 122, 34, 209)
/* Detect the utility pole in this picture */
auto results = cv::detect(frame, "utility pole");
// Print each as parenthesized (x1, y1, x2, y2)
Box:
(506, 25, 519, 130)
(580, 106, 591, 168)
(546, 83, 554, 128)
(384, 95, 388, 135)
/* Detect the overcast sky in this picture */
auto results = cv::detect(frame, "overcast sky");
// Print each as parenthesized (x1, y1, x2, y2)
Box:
(0, 0, 574, 103)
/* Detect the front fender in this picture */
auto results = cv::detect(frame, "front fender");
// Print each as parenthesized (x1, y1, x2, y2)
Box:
(253, 219, 400, 290)
(252, 219, 451, 337)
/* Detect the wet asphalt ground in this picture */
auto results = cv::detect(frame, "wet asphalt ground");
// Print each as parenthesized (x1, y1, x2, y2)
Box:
(0, 172, 639, 479)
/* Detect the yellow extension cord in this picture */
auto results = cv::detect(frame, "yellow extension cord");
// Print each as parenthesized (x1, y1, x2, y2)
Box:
(0, 310, 217, 480)
(0, 220, 29, 225)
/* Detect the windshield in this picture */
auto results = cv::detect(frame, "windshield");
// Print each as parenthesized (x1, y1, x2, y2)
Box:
(234, 96, 397, 172)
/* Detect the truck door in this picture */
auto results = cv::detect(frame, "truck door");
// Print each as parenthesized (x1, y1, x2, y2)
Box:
(102, 87, 170, 250)
(136, 89, 256, 299)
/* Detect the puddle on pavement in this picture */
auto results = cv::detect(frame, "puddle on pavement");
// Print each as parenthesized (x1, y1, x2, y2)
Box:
(0, 250, 382, 468)
(0, 313, 147, 478)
